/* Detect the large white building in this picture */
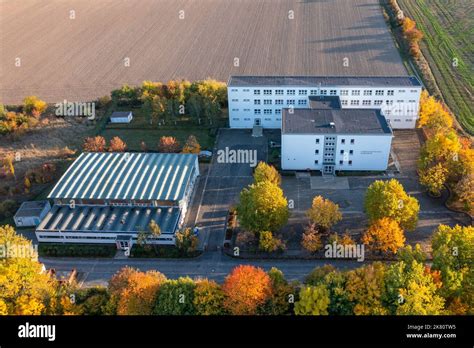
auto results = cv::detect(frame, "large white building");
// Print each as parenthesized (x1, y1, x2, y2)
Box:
(227, 76, 422, 129)
(281, 96, 393, 174)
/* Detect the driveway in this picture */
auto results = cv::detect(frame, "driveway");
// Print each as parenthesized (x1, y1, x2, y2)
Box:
(193, 129, 267, 251)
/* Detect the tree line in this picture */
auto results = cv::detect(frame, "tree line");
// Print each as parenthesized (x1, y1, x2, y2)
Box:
(0, 223, 472, 315)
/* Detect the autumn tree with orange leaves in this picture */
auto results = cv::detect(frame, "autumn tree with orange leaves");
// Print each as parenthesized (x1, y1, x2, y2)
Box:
(222, 265, 272, 315)
(83, 136, 107, 152)
(158, 136, 180, 153)
(108, 267, 166, 315)
(109, 136, 127, 152)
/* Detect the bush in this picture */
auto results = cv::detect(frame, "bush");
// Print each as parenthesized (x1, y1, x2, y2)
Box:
(38, 243, 116, 257)
(0, 200, 18, 220)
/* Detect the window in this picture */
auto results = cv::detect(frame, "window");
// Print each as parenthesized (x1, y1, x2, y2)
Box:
(243, 89, 250, 92)
(340, 90, 349, 96)
(298, 100, 307, 105)
(350, 139, 355, 144)
(232, 118, 239, 121)
(243, 108, 250, 111)
(310, 90, 318, 96)
(330, 90, 337, 96)
(276, 118, 281, 121)
(362, 100, 371, 106)
(321, 90, 327, 95)
(351, 90, 360, 96)
(397, 100, 404, 103)
(275, 89, 284, 95)
(348, 160, 352, 165)
(254, 99, 261, 105)
(243, 99, 250, 102)
(231, 99, 238, 102)
(254, 90, 260, 95)
(386, 100, 394, 105)
(374, 100, 383, 106)
(244, 118, 251, 121)
(339, 160, 343, 165)
(299, 90, 307, 95)
(363, 90, 372, 96)
(287, 100, 295, 105)
(349, 150, 353, 155)
(314, 160, 319, 164)
(410, 89, 418, 93)
(263, 90, 272, 95)
(341, 100, 348, 106)
(406, 119, 413, 122)
(254, 109, 261, 115)
(231, 108, 238, 112)
(287, 90, 295, 95)
(399, 90, 406, 93)
(264, 118, 271, 121)
(264, 109, 272, 115)
(275, 99, 283, 105)
(387, 90, 394, 96)
(264, 99, 272, 105)
(351, 100, 360, 106)
(315, 150, 319, 154)
(341, 139, 345, 144)
(275, 109, 281, 114)
(316, 139, 320, 144)
(340, 150, 344, 154)
(231, 89, 238, 92)
(375, 90, 384, 96)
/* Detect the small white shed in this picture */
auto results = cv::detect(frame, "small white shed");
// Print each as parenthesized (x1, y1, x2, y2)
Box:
(14, 201, 51, 227)
(110, 111, 133, 123)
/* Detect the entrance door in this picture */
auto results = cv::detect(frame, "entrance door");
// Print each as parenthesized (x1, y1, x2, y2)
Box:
(323, 165, 334, 175)
(254, 118, 261, 126)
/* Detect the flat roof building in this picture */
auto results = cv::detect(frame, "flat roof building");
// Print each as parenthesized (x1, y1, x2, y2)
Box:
(228, 75, 422, 130)
(281, 96, 393, 174)
(14, 201, 51, 227)
(37, 152, 200, 248)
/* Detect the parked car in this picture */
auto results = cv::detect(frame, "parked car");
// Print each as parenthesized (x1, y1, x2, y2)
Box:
(199, 150, 213, 158)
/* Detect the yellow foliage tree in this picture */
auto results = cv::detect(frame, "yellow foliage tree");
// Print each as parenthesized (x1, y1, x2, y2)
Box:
(182, 135, 201, 154)
(306, 196, 342, 231)
(362, 217, 405, 254)
(419, 163, 449, 196)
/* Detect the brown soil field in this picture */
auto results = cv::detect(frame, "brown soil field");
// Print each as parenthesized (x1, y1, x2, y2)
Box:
(0, 0, 407, 104)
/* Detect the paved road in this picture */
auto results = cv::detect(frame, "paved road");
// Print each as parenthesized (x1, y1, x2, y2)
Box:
(40, 251, 363, 287)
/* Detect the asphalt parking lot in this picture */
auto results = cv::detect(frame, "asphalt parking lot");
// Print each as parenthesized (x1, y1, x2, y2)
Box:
(193, 129, 268, 250)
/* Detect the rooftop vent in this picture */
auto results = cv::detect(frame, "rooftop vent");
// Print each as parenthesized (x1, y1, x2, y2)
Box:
(329, 122, 336, 128)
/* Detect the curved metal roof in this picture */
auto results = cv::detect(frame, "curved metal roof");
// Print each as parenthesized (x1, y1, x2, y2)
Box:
(48, 152, 198, 201)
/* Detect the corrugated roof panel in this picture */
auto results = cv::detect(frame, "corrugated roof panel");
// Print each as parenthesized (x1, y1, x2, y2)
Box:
(48, 153, 198, 201)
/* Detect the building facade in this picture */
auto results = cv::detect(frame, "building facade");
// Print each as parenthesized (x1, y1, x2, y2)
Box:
(36, 152, 199, 249)
(281, 97, 393, 173)
(228, 76, 422, 129)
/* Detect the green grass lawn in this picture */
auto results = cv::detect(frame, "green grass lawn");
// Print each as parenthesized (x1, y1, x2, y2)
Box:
(398, 0, 474, 135)
(101, 128, 216, 151)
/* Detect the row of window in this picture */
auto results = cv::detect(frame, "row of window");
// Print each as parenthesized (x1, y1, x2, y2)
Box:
(237, 88, 420, 96)
(313, 160, 353, 165)
(314, 138, 355, 145)
(253, 99, 307, 106)
(232, 118, 282, 122)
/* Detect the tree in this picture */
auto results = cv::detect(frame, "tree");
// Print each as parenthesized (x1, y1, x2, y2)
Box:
(418, 130, 461, 171)
(158, 136, 180, 153)
(305, 265, 353, 315)
(175, 228, 199, 255)
(83, 136, 106, 152)
(0, 225, 58, 315)
(345, 262, 388, 315)
(237, 181, 289, 233)
(306, 196, 342, 231)
(259, 267, 297, 315)
(258, 231, 285, 252)
(253, 161, 281, 185)
(108, 136, 127, 152)
(454, 174, 474, 210)
(362, 218, 405, 254)
(222, 265, 272, 315)
(23, 96, 47, 117)
(364, 179, 420, 231)
(301, 223, 323, 253)
(431, 225, 474, 301)
(108, 267, 166, 315)
(153, 277, 196, 315)
(384, 260, 445, 315)
(186, 94, 203, 125)
(75, 287, 110, 315)
(182, 135, 201, 154)
(417, 91, 453, 131)
(193, 279, 226, 315)
(294, 285, 330, 315)
(2, 154, 15, 178)
(419, 163, 448, 196)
